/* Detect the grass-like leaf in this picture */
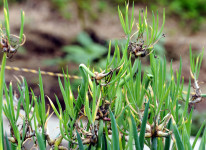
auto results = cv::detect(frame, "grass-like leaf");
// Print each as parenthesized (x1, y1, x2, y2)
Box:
(39, 70, 46, 123)
(172, 123, 184, 149)
(157, 8, 165, 38)
(183, 80, 191, 116)
(183, 124, 193, 150)
(128, 117, 134, 150)
(0, 54, 6, 150)
(76, 130, 84, 150)
(85, 94, 92, 124)
(19, 10, 25, 43)
(139, 100, 149, 150)
(131, 115, 141, 150)
(118, 6, 126, 34)
(199, 127, 206, 150)
(3, 8, 10, 41)
(97, 120, 104, 150)
(192, 120, 206, 149)
(36, 132, 46, 150)
(58, 77, 74, 118)
(110, 109, 120, 150)
(164, 119, 172, 150)
(151, 137, 157, 150)
(5, 133, 11, 150)
(47, 96, 60, 119)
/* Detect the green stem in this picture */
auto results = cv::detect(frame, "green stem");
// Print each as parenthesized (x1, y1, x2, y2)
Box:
(201, 94, 206, 97)
(164, 119, 172, 150)
(74, 64, 91, 118)
(0, 121, 3, 150)
(151, 136, 157, 150)
(79, 64, 95, 77)
(76, 64, 88, 101)
(54, 136, 63, 149)
(0, 53, 6, 150)
(119, 59, 138, 87)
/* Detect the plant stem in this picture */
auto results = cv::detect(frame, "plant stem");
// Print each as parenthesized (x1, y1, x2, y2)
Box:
(0, 53, 7, 150)
(79, 64, 95, 77)
(152, 136, 157, 150)
(201, 94, 206, 97)
(119, 58, 138, 87)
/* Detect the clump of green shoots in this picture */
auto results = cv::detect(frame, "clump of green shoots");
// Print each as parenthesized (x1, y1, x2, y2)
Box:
(1, 1, 206, 150)
(0, 0, 25, 149)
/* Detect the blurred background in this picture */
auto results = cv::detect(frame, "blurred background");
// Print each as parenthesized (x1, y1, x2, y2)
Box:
(1, 0, 206, 136)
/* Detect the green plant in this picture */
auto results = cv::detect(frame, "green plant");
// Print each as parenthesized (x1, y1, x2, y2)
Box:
(44, 31, 108, 66)
(0, 0, 25, 149)
(170, 0, 206, 31)
(151, 0, 206, 32)
(44, 31, 108, 92)
(51, 0, 101, 22)
(63, 31, 107, 64)
(1, 1, 206, 150)
(51, 0, 71, 19)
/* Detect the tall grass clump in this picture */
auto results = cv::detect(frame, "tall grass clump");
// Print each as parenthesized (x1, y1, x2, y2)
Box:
(1, 1, 206, 150)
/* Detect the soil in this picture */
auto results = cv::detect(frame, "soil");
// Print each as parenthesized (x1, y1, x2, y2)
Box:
(1, 0, 206, 111)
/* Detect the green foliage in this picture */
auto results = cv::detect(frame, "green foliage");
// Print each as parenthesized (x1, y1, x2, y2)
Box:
(44, 31, 107, 67)
(0, 54, 6, 150)
(139, 101, 149, 150)
(110, 109, 120, 150)
(131, 115, 141, 150)
(76, 130, 85, 150)
(63, 32, 107, 64)
(51, 0, 71, 19)
(170, 0, 206, 30)
(51, 0, 102, 21)
(191, 112, 206, 136)
(0, 1, 10, 149)
(1, 1, 206, 150)
(189, 46, 204, 80)
(151, 0, 206, 32)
